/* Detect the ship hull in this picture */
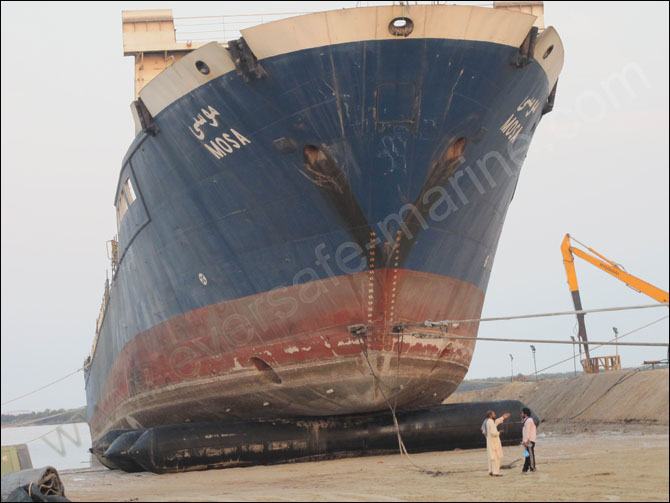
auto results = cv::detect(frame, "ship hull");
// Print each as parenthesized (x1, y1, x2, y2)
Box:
(90, 270, 482, 437)
(86, 5, 562, 442)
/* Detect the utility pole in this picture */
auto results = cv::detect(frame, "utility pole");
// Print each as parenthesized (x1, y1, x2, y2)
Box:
(570, 336, 577, 376)
(530, 345, 537, 381)
(574, 331, 583, 370)
(509, 354, 514, 382)
(613, 326, 620, 370)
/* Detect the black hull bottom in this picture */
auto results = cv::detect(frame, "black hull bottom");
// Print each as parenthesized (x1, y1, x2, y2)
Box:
(92, 401, 525, 473)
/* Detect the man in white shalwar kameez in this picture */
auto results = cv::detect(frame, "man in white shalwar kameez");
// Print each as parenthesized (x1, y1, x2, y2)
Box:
(485, 410, 510, 477)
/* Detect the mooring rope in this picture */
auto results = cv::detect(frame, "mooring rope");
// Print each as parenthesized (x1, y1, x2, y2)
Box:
(392, 334, 667, 347)
(401, 302, 668, 328)
(529, 315, 669, 376)
(1, 367, 83, 407)
(356, 334, 436, 474)
(567, 368, 643, 420)
(20, 425, 63, 445)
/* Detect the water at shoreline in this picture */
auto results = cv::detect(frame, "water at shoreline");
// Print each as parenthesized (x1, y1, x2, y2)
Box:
(1, 422, 92, 471)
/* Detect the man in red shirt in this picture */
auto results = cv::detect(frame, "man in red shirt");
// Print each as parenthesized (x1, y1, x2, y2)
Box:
(521, 407, 537, 473)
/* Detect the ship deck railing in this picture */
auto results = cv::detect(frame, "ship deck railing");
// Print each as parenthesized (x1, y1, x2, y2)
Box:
(173, 2, 498, 44)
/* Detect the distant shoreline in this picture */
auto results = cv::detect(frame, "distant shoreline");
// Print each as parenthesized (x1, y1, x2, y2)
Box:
(1, 407, 86, 428)
(4, 365, 665, 428)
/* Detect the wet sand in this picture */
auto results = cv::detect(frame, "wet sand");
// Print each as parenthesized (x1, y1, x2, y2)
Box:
(61, 429, 669, 502)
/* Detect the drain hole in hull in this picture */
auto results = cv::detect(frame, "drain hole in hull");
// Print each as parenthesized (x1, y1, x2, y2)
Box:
(249, 356, 282, 384)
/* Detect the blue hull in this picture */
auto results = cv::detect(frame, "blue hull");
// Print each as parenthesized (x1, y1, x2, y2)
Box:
(86, 34, 555, 439)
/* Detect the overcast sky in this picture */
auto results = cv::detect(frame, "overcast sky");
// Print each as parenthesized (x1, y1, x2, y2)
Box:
(1, 1, 668, 413)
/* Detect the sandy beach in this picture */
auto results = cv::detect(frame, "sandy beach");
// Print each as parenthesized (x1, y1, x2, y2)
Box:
(60, 427, 669, 502)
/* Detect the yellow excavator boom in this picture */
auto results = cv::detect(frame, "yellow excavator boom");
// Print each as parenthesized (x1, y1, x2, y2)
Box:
(561, 233, 669, 371)
(562, 234, 668, 303)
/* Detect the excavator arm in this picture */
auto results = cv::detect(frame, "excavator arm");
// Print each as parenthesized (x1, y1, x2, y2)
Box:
(561, 233, 669, 371)
(561, 234, 591, 362)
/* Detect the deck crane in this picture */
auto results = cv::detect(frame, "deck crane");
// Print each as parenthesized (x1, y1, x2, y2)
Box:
(561, 233, 669, 373)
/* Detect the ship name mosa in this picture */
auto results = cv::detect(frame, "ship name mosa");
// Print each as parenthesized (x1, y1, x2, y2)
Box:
(499, 96, 540, 143)
(188, 105, 252, 160)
